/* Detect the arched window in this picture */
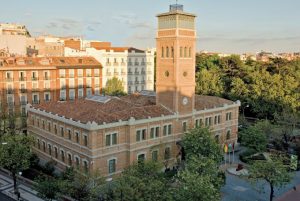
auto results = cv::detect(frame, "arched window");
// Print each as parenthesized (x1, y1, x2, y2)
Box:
(184, 47, 187, 57)
(189, 47, 192, 57)
(161, 47, 164, 58)
(180, 47, 183, 57)
(166, 46, 169, 58)
(171, 47, 174, 58)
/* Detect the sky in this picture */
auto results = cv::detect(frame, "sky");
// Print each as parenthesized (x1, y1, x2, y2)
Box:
(1, 0, 300, 53)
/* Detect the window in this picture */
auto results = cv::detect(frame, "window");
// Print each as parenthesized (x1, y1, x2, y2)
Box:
(166, 46, 169, 57)
(189, 47, 192, 57)
(152, 150, 158, 161)
(108, 159, 116, 174)
(48, 144, 52, 156)
(76, 132, 80, 143)
(226, 130, 231, 140)
(61, 151, 65, 162)
(136, 129, 146, 142)
(150, 127, 160, 139)
(75, 157, 80, 168)
(106, 133, 117, 146)
(161, 47, 164, 58)
(43, 142, 46, 152)
(226, 112, 232, 121)
(182, 121, 187, 132)
(195, 119, 200, 128)
(180, 47, 183, 57)
(209, 117, 212, 126)
(164, 147, 171, 160)
(218, 115, 221, 124)
(37, 139, 40, 149)
(60, 127, 64, 137)
(54, 147, 58, 158)
(54, 124, 57, 134)
(184, 47, 187, 57)
(68, 154, 72, 166)
(68, 130, 72, 140)
(171, 47, 174, 58)
(215, 135, 219, 143)
(168, 124, 172, 135)
(84, 135, 88, 146)
(137, 154, 145, 162)
(163, 124, 172, 136)
(83, 161, 88, 173)
(48, 122, 51, 131)
(214, 116, 218, 125)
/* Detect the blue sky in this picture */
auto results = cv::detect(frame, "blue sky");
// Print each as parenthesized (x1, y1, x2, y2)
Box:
(1, 0, 300, 53)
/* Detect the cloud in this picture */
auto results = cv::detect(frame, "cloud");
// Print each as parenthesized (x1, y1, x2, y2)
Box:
(24, 12, 32, 17)
(113, 13, 154, 30)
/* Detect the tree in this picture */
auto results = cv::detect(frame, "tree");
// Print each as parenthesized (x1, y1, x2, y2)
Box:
(175, 127, 225, 201)
(112, 161, 172, 201)
(249, 158, 292, 201)
(195, 69, 224, 96)
(239, 125, 267, 152)
(34, 176, 62, 201)
(0, 134, 33, 195)
(104, 77, 126, 96)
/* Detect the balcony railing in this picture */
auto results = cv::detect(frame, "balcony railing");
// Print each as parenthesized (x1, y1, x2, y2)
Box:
(121, 62, 126, 66)
(20, 101, 28, 105)
(44, 88, 51, 91)
(19, 89, 27, 93)
(78, 85, 83, 89)
(32, 88, 40, 92)
(78, 74, 83, 77)
(106, 62, 112, 66)
(141, 80, 145, 84)
(141, 71, 146, 75)
(134, 62, 139, 66)
(6, 89, 14, 94)
(59, 75, 65, 78)
(128, 62, 133, 66)
(121, 72, 126, 75)
(86, 74, 92, 77)
(141, 62, 146, 66)
(69, 85, 75, 89)
(128, 72, 133, 75)
(32, 100, 40, 104)
(94, 73, 100, 77)
(44, 76, 50, 80)
(135, 81, 140, 84)
(95, 84, 100, 88)
(134, 71, 139, 75)
(86, 85, 92, 89)
(128, 81, 133, 85)
(60, 86, 66, 90)
(31, 77, 39, 81)
(114, 72, 119, 76)
(6, 78, 14, 82)
(113, 62, 119, 66)
(69, 74, 74, 78)
(19, 77, 26, 81)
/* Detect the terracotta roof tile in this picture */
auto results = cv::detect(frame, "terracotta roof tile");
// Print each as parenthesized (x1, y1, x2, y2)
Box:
(195, 95, 234, 110)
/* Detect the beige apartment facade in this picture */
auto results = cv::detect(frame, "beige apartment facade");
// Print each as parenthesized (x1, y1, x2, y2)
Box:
(27, 4, 240, 177)
(0, 57, 102, 115)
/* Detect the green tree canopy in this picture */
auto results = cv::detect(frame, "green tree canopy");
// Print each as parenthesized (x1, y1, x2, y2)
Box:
(249, 157, 292, 201)
(239, 125, 267, 152)
(104, 77, 126, 96)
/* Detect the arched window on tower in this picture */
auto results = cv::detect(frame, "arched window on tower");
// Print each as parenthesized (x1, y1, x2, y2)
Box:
(161, 47, 164, 58)
(184, 47, 187, 57)
(189, 47, 192, 57)
(171, 47, 174, 58)
(166, 46, 169, 58)
(180, 47, 183, 57)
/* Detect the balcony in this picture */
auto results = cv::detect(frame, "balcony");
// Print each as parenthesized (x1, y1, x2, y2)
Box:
(141, 62, 146, 66)
(19, 89, 27, 93)
(114, 72, 119, 76)
(106, 62, 112, 66)
(44, 76, 50, 80)
(31, 77, 39, 81)
(128, 81, 133, 85)
(128, 72, 133, 75)
(141, 71, 146, 75)
(121, 72, 126, 75)
(7, 101, 15, 107)
(59, 75, 65, 78)
(60, 85, 66, 90)
(6, 89, 14, 94)
(32, 88, 40, 92)
(113, 62, 119, 66)
(86, 85, 92, 89)
(134, 71, 139, 75)
(141, 80, 145, 84)
(134, 62, 139, 66)
(121, 62, 126, 66)
(94, 73, 100, 77)
(20, 101, 28, 105)
(78, 85, 83, 89)
(69, 85, 75, 89)
(69, 74, 74, 78)
(6, 78, 14, 82)
(95, 84, 100, 88)
(86, 74, 92, 77)
(32, 100, 40, 104)
(44, 88, 51, 92)
(78, 74, 83, 77)
(135, 81, 140, 84)
(128, 62, 133, 66)
(19, 77, 26, 81)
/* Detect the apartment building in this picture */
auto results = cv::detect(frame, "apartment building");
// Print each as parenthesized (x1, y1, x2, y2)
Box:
(0, 57, 102, 114)
(27, 4, 240, 177)
(65, 46, 155, 94)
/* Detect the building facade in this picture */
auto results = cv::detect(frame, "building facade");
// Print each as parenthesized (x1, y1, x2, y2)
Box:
(65, 46, 155, 94)
(27, 4, 240, 177)
(0, 57, 102, 114)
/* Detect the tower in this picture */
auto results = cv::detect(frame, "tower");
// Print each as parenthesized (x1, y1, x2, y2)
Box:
(156, 4, 197, 115)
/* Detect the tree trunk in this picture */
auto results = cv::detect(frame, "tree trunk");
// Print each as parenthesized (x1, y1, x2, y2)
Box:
(12, 172, 18, 194)
(270, 183, 274, 201)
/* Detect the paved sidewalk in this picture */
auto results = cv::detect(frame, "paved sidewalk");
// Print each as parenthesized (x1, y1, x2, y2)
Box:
(276, 184, 300, 201)
(0, 172, 44, 201)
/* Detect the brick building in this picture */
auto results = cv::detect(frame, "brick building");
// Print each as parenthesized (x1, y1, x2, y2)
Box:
(27, 4, 240, 177)
(0, 57, 102, 114)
